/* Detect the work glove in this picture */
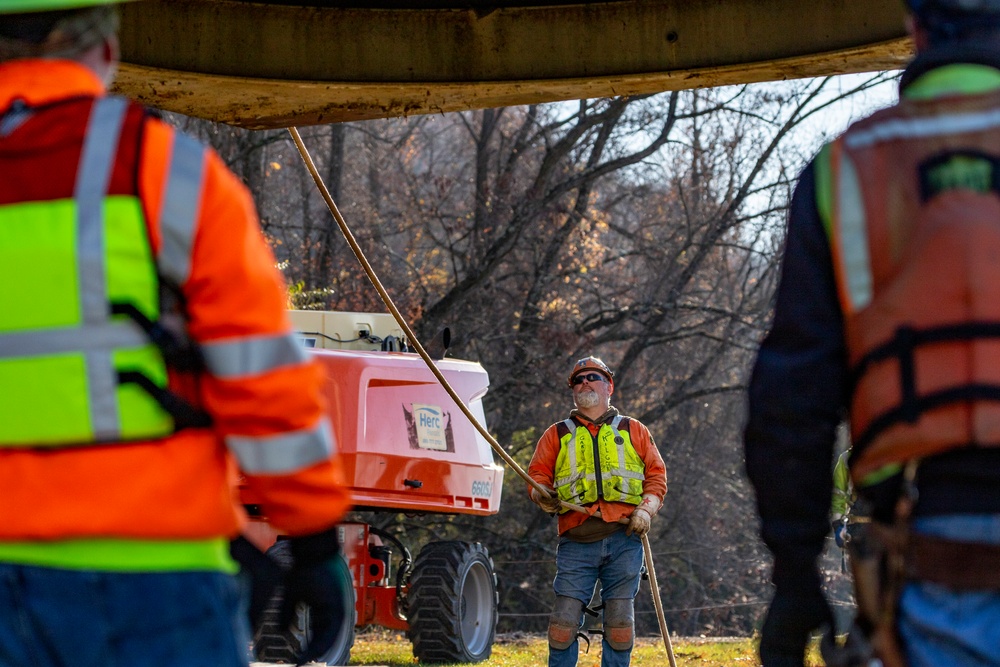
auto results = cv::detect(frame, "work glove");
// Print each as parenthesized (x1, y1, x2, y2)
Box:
(279, 527, 350, 666)
(230, 536, 284, 633)
(626, 507, 651, 537)
(759, 563, 834, 667)
(626, 494, 661, 537)
(530, 485, 562, 513)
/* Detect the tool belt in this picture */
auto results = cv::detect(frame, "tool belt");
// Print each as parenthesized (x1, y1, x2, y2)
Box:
(905, 529, 1000, 590)
(824, 457, 1000, 667)
(833, 518, 1000, 667)
(862, 519, 1000, 591)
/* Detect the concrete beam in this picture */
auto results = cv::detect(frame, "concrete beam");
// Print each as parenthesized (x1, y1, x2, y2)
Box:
(112, 0, 911, 128)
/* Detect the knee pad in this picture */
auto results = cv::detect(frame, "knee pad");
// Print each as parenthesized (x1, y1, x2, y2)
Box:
(548, 595, 584, 651)
(603, 598, 635, 652)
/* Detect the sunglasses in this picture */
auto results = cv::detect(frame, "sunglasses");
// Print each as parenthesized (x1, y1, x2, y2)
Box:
(571, 372, 607, 386)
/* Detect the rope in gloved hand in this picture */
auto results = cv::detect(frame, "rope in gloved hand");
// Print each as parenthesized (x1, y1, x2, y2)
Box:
(288, 127, 676, 666)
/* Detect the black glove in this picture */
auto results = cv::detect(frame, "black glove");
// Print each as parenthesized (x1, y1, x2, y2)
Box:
(229, 536, 283, 632)
(759, 564, 833, 667)
(279, 527, 350, 666)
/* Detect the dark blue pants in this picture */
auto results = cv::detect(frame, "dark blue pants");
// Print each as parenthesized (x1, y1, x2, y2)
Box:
(898, 515, 1000, 667)
(0, 564, 249, 667)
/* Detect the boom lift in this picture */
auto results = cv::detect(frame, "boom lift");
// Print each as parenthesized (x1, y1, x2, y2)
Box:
(241, 311, 505, 665)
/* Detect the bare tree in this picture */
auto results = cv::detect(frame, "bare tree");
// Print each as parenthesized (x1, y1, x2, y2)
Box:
(162, 71, 895, 636)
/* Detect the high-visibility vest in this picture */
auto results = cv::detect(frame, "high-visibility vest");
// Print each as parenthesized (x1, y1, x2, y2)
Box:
(831, 449, 853, 520)
(0, 96, 206, 448)
(820, 87, 1000, 484)
(553, 416, 645, 511)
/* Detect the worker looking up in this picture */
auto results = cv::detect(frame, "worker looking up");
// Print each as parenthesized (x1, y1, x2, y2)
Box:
(528, 357, 667, 667)
(0, 2, 351, 666)
(744, 0, 1000, 665)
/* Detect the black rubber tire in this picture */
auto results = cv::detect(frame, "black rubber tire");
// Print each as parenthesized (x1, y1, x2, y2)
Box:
(407, 541, 499, 663)
(252, 540, 356, 665)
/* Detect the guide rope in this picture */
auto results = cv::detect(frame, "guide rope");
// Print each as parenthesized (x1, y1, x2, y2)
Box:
(289, 126, 676, 666)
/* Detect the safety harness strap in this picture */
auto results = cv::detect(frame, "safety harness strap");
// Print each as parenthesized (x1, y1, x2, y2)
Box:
(110, 302, 204, 372)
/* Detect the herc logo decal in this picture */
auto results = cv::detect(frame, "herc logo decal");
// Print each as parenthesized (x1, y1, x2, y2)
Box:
(404, 404, 455, 452)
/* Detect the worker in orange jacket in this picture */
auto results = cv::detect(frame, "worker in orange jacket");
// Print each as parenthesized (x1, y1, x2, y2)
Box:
(528, 357, 667, 667)
(0, 2, 351, 666)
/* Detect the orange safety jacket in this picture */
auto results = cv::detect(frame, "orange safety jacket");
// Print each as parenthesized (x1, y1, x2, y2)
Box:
(0, 59, 350, 568)
(528, 412, 666, 536)
(823, 87, 1000, 484)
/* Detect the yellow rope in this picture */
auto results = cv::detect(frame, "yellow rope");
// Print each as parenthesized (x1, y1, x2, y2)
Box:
(288, 126, 676, 663)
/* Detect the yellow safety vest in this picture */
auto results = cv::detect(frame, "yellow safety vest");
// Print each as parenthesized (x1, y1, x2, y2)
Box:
(553, 416, 645, 512)
(0, 97, 205, 448)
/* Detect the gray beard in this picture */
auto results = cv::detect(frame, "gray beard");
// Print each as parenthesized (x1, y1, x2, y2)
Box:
(574, 390, 600, 409)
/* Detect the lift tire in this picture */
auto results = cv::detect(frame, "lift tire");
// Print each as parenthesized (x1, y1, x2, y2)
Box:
(407, 540, 498, 663)
(252, 540, 356, 665)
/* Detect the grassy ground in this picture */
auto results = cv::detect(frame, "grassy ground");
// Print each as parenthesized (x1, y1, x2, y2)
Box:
(346, 631, 826, 666)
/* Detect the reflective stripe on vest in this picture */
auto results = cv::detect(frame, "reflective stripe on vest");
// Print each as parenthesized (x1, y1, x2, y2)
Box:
(0, 98, 204, 447)
(552, 416, 645, 511)
(830, 147, 873, 314)
(159, 132, 205, 287)
(844, 106, 1000, 150)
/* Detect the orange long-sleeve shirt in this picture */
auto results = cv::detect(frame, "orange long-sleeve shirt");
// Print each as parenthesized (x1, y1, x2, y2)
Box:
(0, 60, 350, 551)
(527, 411, 667, 535)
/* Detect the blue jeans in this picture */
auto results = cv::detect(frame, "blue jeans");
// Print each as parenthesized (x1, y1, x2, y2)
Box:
(0, 564, 250, 667)
(898, 515, 1000, 667)
(549, 530, 644, 667)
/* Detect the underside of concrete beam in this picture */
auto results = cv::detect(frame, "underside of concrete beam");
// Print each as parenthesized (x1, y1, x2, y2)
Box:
(112, 0, 911, 128)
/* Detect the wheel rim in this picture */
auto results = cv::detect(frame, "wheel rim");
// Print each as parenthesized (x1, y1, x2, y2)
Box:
(320, 555, 356, 665)
(295, 554, 355, 666)
(460, 560, 495, 656)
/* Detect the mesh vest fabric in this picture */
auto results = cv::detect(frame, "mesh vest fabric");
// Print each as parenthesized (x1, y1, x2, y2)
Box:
(553, 416, 645, 511)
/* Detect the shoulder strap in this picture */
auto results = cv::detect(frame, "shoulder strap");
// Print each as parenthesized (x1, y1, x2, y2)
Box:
(610, 415, 630, 432)
(556, 418, 577, 439)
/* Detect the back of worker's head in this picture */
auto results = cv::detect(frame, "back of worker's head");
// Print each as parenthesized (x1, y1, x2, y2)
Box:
(0, 1, 120, 63)
(906, 0, 1000, 46)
